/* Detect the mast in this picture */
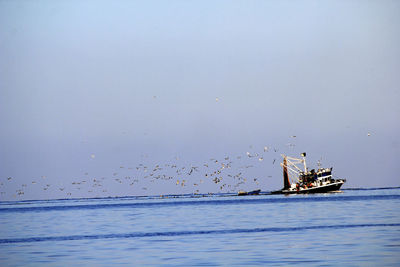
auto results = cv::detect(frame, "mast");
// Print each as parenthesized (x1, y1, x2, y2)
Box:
(283, 156, 291, 189)
(301, 152, 307, 173)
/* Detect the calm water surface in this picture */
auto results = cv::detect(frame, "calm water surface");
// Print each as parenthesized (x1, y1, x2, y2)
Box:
(0, 188, 399, 266)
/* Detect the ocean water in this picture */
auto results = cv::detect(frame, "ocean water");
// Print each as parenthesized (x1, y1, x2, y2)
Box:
(0, 188, 399, 266)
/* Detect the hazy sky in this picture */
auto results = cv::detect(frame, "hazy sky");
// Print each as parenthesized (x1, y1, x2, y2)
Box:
(1, 0, 399, 200)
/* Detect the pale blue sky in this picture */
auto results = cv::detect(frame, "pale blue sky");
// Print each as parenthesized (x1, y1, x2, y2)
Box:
(1, 0, 399, 200)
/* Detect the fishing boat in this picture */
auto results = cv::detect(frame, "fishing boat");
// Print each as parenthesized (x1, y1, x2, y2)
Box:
(271, 153, 346, 194)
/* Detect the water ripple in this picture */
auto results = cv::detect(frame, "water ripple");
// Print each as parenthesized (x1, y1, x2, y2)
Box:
(1, 223, 399, 244)
(0, 194, 399, 213)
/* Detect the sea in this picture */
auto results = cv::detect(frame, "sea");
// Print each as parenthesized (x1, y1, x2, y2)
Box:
(1, 188, 399, 266)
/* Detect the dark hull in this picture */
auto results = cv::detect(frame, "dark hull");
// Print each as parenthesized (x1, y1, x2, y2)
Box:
(238, 189, 261, 196)
(271, 182, 344, 195)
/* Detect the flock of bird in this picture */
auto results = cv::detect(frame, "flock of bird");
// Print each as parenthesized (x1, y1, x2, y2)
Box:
(0, 143, 298, 200)
(1, 93, 373, 200)
(0, 94, 373, 200)
(1, 130, 374, 200)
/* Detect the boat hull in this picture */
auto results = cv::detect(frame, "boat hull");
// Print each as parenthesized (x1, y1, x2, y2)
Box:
(238, 189, 261, 196)
(271, 181, 344, 195)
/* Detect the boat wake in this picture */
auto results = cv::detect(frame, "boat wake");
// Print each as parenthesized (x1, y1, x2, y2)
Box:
(1, 194, 400, 213)
(1, 223, 399, 244)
